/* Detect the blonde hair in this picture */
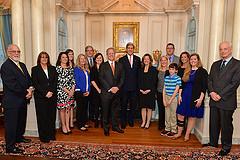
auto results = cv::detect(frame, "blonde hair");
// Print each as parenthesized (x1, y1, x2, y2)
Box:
(76, 54, 90, 73)
(157, 55, 170, 71)
(182, 53, 203, 82)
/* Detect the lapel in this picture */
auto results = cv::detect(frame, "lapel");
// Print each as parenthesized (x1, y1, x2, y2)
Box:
(218, 58, 234, 79)
(8, 59, 26, 79)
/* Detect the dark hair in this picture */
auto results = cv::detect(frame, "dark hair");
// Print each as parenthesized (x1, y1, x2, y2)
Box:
(37, 51, 51, 66)
(169, 63, 178, 70)
(93, 53, 104, 68)
(126, 42, 135, 49)
(166, 43, 175, 49)
(85, 45, 94, 52)
(56, 52, 69, 66)
(178, 51, 190, 67)
(141, 53, 153, 67)
(65, 49, 75, 67)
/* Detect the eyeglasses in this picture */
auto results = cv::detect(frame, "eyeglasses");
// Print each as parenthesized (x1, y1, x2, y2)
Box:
(9, 50, 21, 53)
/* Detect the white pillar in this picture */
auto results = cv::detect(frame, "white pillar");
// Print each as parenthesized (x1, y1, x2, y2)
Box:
(207, 0, 225, 69)
(31, 0, 44, 65)
(11, 0, 25, 63)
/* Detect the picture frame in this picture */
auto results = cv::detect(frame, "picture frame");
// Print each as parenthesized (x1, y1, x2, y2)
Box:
(113, 22, 140, 53)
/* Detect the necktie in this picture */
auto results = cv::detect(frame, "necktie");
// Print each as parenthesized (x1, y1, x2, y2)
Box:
(17, 62, 24, 75)
(111, 61, 115, 76)
(129, 55, 131, 67)
(220, 60, 226, 73)
(90, 58, 93, 67)
(169, 56, 172, 63)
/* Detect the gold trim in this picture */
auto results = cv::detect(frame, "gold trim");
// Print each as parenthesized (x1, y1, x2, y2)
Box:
(113, 22, 139, 53)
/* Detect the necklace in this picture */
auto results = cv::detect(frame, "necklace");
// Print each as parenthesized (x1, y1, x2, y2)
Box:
(190, 70, 197, 75)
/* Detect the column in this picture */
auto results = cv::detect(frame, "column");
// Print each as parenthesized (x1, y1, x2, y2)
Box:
(207, 0, 225, 70)
(232, 0, 240, 103)
(11, 0, 25, 63)
(31, 0, 44, 65)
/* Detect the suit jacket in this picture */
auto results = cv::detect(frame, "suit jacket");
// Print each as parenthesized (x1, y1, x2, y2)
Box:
(99, 61, 125, 95)
(31, 65, 57, 99)
(1, 58, 32, 109)
(208, 57, 240, 110)
(119, 55, 141, 91)
(157, 54, 179, 68)
(181, 67, 208, 109)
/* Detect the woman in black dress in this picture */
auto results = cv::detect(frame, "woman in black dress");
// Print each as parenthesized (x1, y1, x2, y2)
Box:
(32, 52, 58, 143)
(90, 53, 104, 128)
(138, 54, 158, 129)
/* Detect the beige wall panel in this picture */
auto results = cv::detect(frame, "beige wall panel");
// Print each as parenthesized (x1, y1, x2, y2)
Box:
(147, 15, 168, 61)
(86, 16, 105, 54)
(67, 13, 86, 59)
(168, 13, 187, 56)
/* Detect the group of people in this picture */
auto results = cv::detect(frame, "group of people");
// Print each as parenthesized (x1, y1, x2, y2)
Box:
(1, 41, 239, 156)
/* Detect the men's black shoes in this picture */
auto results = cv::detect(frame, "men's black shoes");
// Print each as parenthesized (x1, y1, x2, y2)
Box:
(129, 122, 134, 127)
(18, 138, 31, 143)
(104, 130, 109, 136)
(112, 128, 124, 133)
(219, 149, 230, 156)
(6, 147, 23, 154)
(121, 125, 126, 129)
(202, 143, 218, 148)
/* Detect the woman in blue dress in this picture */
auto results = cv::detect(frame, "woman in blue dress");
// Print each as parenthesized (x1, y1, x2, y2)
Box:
(172, 53, 208, 141)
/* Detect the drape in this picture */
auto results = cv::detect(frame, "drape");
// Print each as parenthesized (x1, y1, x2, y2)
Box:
(0, 8, 12, 59)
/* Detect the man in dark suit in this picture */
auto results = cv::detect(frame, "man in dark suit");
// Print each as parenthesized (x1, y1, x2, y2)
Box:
(203, 41, 240, 156)
(157, 43, 179, 67)
(85, 45, 95, 122)
(1, 44, 32, 154)
(119, 42, 141, 129)
(99, 47, 125, 136)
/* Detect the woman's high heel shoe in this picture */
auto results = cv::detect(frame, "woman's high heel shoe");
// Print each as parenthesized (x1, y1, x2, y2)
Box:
(61, 129, 69, 135)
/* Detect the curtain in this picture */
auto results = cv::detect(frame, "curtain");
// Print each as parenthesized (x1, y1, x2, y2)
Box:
(0, 8, 12, 58)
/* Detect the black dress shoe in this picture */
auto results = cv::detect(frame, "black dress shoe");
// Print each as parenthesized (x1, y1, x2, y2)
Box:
(112, 128, 124, 133)
(104, 130, 109, 136)
(129, 122, 134, 127)
(202, 143, 218, 148)
(84, 125, 92, 128)
(49, 137, 56, 141)
(121, 125, 126, 129)
(219, 149, 230, 156)
(6, 147, 24, 154)
(18, 138, 31, 143)
(40, 139, 50, 143)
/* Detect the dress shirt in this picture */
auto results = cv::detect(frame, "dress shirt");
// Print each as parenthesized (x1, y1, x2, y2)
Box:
(87, 57, 94, 67)
(167, 54, 174, 63)
(221, 56, 232, 67)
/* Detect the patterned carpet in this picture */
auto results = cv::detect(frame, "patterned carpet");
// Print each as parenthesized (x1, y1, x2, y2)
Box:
(0, 137, 239, 159)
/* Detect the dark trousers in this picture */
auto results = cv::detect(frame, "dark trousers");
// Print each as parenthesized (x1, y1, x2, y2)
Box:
(101, 92, 120, 131)
(121, 90, 137, 126)
(210, 106, 234, 150)
(75, 91, 88, 128)
(88, 92, 95, 121)
(35, 97, 56, 141)
(94, 104, 102, 124)
(4, 105, 27, 150)
(157, 92, 165, 129)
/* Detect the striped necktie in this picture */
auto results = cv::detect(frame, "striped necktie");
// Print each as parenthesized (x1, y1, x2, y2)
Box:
(220, 60, 226, 73)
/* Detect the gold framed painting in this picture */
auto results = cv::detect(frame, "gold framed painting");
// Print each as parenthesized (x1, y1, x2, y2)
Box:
(113, 22, 140, 53)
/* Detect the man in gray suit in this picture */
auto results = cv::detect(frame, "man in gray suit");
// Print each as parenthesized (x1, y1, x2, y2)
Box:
(203, 41, 240, 156)
(157, 43, 179, 67)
